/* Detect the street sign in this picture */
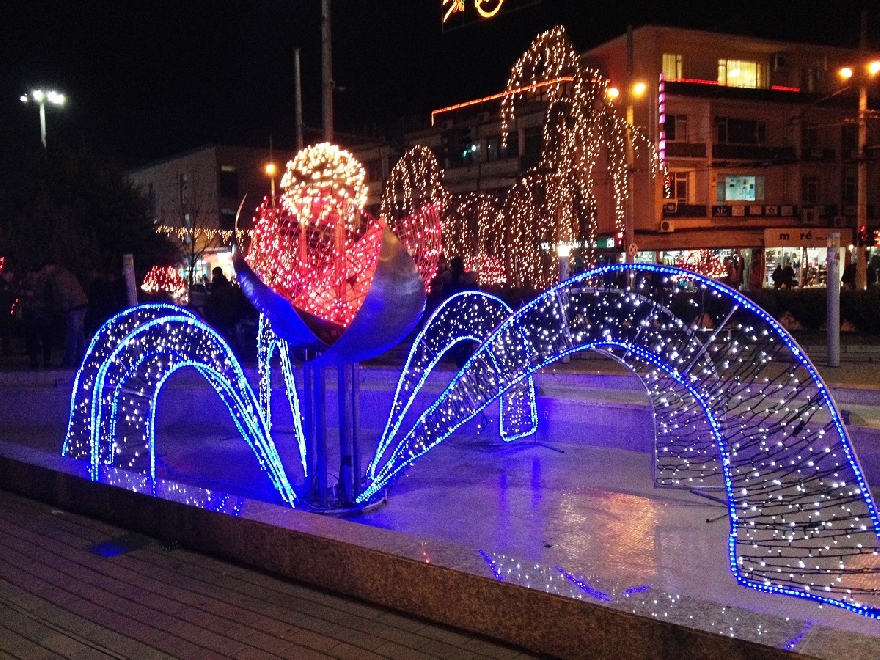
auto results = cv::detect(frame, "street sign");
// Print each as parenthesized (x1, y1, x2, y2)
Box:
(627, 243, 639, 257)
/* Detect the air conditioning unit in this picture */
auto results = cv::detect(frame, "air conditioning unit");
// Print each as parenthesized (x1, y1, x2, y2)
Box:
(833, 216, 849, 228)
(659, 220, 675, 233)
(802, 207, 818, 224)
(663, 202, 678, 215)
(772, 53, 787, 71)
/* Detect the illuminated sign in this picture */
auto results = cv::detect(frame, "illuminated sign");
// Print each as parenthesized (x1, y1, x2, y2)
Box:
(442, 0, 539, 30)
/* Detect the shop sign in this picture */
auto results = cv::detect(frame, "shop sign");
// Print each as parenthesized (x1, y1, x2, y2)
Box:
(763, 227, 852, 248)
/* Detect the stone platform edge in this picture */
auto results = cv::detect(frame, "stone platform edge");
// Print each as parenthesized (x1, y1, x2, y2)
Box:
(0, 449, 811, 660)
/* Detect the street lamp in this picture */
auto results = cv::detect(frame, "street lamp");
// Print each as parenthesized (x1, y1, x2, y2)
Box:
(837, 11, 880, 290)
(20, 89, 66, 148)
(265, 162, 277, 207)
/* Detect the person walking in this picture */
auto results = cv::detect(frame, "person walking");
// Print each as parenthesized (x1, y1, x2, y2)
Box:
(42, 261, 89, 368)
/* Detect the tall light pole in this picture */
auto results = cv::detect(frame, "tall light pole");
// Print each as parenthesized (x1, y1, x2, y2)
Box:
(839, 10, 879, 290)
(321, 0, 333, 142)
(20, 89, 66, 148)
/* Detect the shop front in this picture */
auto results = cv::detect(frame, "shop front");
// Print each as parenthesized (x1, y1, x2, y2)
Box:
(762, 227, 852, 289)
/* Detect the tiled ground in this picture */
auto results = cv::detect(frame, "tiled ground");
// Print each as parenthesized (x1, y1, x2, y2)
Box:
(0, 490, 540, 660)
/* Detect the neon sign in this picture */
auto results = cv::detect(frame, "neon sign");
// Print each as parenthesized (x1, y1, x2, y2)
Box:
(442, 0, 506, 24)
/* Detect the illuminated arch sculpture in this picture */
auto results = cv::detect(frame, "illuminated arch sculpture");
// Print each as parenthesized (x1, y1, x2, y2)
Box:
(63, 266, 880, 617)
(363, 264, 880, 617)
(63, 304, 297, 506)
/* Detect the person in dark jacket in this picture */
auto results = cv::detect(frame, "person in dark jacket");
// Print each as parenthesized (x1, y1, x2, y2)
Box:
(42, 261, 89, 368)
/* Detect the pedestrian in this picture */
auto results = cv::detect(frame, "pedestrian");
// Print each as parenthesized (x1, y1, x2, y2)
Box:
(781, 261, 795, 289)
(841, 262, 856, 290)
(18, 267, 53, 368)
(771, 264, 784, 289)
(0, 264, 17, 356)
(42, 261, 89, 368)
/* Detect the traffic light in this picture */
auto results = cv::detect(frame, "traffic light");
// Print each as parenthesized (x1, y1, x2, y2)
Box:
(615, 231, 625, 252)
(859, 224, 869, 245)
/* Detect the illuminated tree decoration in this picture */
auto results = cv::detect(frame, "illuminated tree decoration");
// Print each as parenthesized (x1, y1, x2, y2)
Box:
(380, 146, 446, 289)
(141, 265, 186, 300)
(498, 26, 663, 288)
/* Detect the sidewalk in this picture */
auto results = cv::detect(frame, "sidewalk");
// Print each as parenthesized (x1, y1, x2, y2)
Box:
(0, 489, 538, 660)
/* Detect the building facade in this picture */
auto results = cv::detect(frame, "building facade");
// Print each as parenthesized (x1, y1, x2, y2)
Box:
(127, 145, 276, 282)
(583, 25, 879, 287)
(127, 26, 879, 290)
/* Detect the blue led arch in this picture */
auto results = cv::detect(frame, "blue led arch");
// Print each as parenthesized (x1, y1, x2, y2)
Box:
(62, 269, 880, 618)
(362, 264, 880, 617)
(64, 305, 296, 506)
(369, 291, 538, 481)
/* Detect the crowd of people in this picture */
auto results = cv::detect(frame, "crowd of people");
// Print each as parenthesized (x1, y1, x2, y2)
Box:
(0, 261, 126, 369)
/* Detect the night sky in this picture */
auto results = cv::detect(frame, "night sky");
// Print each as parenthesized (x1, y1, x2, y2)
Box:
(1, 0, 875, 167)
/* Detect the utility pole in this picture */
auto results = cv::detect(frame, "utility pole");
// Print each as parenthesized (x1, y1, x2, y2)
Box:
(321, 0, 333, 142)
(295, 47, 304, 150)
(855, 8, 869, 289)
(624, 25, 636, 264)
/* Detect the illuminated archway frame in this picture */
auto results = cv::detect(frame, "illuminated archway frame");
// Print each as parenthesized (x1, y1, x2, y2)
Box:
(63, 304, 297, 506)
(62, 268, 880, 618)
(364, 264, 880, 618)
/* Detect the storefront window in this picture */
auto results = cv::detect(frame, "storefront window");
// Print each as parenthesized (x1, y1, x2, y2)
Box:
(717, 175, 764, 202)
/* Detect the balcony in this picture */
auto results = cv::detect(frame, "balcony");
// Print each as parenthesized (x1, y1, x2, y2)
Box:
(712, 144, 797, 162)
(665, 142, 707, 158)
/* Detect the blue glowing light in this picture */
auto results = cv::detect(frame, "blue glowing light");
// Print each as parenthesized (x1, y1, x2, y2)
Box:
(64, 264, 880, 619)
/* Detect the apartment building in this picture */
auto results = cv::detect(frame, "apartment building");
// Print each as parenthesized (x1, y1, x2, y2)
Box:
(128, 26, 879, 288)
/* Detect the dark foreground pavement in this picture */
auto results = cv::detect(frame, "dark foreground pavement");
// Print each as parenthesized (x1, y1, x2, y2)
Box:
(0, 490, 539, 660)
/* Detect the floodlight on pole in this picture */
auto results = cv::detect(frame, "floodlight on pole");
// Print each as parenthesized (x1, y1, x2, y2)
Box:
(20, 88, 66, 148)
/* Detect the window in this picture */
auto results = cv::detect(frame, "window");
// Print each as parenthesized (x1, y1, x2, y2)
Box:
(147, 183, 157, 222)
(718, 59, 766, 88)
(662, 53, 683, 80)
(717, 175, 764, 202)
(715, 117, 766, 145)
(522, 125, 542, 168)
(364, 158, 383, 182)
(665, 171, 690, 202)
(485, 133, 518, 161)
(178, 173, 189, 207)
(218, 166, 238, 199)
(843, 175, 857, 205)
(801, 125, 819, 151)
(842, 124, 858, 156)
(802, 176, 820, 205)
(665, 114, 688, 141)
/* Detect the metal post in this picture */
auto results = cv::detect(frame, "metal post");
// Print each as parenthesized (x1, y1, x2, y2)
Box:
(337, 364, 352, 504)
(827, 233, 841, 367)
(321, 0, 333, 142)
(122, 254, 138, 307)
(313, 364, 327, 507)
(855, 8, 869, 290)
(294, 47, 304, 150)
(38, 101, 47, 148)
(624, 24, 635, 264)
(351, 363, 361, 500)
(302, 353, 315, 489)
